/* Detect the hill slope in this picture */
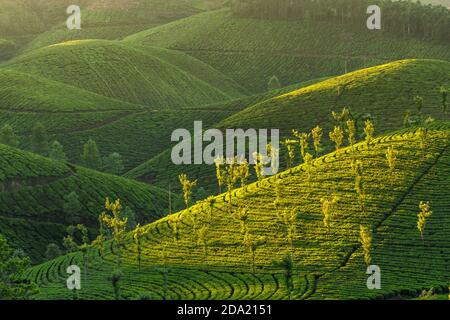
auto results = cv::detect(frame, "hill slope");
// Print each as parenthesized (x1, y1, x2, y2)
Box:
(4, 40, 245, 108)
(124, 8, 450, 93)
(0, 0, 227, 56)
(0, 144, 172, 262)
(25, 123, 450, 299)
(126, 59, 450, 191)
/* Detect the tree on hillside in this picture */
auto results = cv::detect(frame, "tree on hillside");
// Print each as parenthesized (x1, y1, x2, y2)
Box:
(131, 224, 145, 271)
(283, 139, 297, 168)
(311, 125, 323, 156)
(273, 254, 294, 300)
(234, 206, 250, 235)
(214, 156, 226, 194)
(321, 196, 339, 232)
(277, 208, 298, 250)
(179, 173, 198, 208)
(364, 120, 375, 148)
(63, 192, 82, 224)
(359, 225, 373, 266)
(108, 269, 123, 300)
(386, 146, 398, 172)
(103, 152, 124, 175)
(346, 119, 357, 151)
(122, 206, 137, 231)
(81, 139, 102, 170)
(417, 127, 428, 149)
(303, 152, 314, 181)
(0, 124, 19, 148)
(329, 126, 344, 151)
(0, 234, 38, 299)
(49, 140, 67, 162)
(243, 232, 265, 274)
(101, 198, 128, 267)
(292, 130, 310, 162)
(197, 223, 209, 263)
(169, 212, 183, 242)
(225, 157, 240, 213)
(237, 158, 250, 187)
(414, 95, 424, 115)
(30, 122, 49, 156)
(45, 243, 61, 260)
(417, 201, 432, 240)
(268, 75, 281, 91)
(252, 152, 265, 181)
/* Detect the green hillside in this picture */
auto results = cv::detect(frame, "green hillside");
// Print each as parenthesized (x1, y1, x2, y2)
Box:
(126, 59, 450, 192)
(0, 144, 172, 262)
(4, 40, 245, 108)
(25, 123, 450, 299)
(124, 9, 450, 93)
(0, 0, 227, 56)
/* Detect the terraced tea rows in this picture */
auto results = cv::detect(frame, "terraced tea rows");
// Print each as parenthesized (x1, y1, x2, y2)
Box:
(125, 9, 450, 93)
(0, 144, 173, 262)
(4, 40, 245, 108)
(27, 124, 450, 299)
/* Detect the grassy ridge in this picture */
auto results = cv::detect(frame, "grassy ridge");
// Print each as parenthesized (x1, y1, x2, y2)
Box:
(4, 40, 245, 108)
(26, 123, 450, 299)
(0, 144, 172, 262)
(0, 0, 226, 55)
(126, 59, 450, 192)
(124, 9, 450, 93)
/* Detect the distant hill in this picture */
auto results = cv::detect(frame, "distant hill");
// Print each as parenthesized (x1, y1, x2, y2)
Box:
(0, 144, 172, 262)
(0, 0, 227, 56)
(125, 8, 450, 93)
(4, 40, 246, 108)
(25, 123, 450, 299)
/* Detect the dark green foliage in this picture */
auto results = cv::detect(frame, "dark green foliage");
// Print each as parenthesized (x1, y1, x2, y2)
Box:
(45, 243, 61, 260)
(63, 192, 82, 225)
(81, 139, 102, 171)
(30, 122, 49, 156)
(0, 234, 38, 300)
(103, 153, 124, 175)
(49, 141, 67, 162)
(108, 269, 123, 300)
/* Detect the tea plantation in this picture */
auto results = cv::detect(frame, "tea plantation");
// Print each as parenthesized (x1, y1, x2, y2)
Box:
(25, 123, 450, 299)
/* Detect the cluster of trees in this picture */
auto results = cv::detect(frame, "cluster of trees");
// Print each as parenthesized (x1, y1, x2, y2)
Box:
(0, 123, 125, 175)
(231, 0, 450, 41)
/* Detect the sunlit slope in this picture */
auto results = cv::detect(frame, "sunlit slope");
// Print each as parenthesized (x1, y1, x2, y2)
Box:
(4, 40, 245, 108)
(125, 9, 450, 93)
(126, 60, 450, 191)
(0, 69, 141, 112)
(221, 60, 450, 131)
(0, 144, 171, 262)
(26, 124, 450, 299)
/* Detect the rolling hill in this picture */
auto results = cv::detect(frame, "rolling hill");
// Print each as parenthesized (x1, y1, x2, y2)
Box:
(25, 123, 450, 299)
(0, 0, 227, 57)
(124, 8, 450, 93)
(126, 59, 450, 192)
(3, 40, 246, 108)
(0, 143, 173, 262)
